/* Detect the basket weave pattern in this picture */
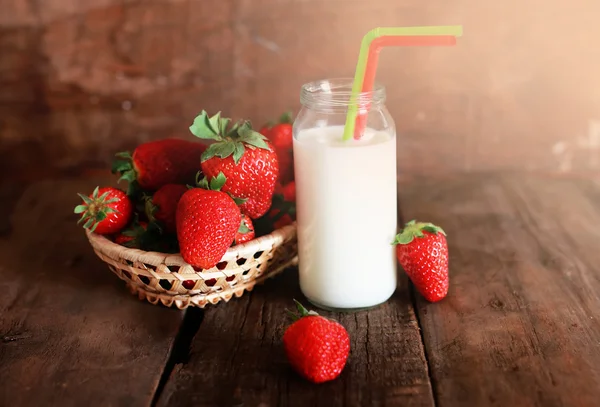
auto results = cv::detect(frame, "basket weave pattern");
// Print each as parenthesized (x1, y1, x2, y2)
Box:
(86, 224, 298, 309)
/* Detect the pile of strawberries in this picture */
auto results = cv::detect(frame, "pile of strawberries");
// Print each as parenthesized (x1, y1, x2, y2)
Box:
(75, 110, 296, 270)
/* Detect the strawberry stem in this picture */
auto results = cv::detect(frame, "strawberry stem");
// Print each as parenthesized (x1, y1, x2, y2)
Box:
(391, 220, 446, 245)
(74, 186, 124, 233)
(189, 110, 271, 164)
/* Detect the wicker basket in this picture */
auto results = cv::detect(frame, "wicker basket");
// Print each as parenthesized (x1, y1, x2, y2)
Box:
(85, 224, 298, 309)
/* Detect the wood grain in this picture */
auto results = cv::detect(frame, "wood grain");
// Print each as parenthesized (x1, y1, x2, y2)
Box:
(0, 178, 185, 407)
(157, 269, 434, 407)
(399, 174, 600, 407)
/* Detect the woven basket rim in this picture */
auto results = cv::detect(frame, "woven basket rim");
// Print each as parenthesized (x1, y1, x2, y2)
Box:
(85, 222, 297, 268)
(85, 223, 298, 308)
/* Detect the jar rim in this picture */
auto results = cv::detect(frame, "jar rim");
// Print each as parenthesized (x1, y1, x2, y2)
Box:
(300, 78, 385, 109)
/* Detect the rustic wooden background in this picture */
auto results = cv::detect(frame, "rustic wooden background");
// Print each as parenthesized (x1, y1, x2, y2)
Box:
(2, 0, 600, 179)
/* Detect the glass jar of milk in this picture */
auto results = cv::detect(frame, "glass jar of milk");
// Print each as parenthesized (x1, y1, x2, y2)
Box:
(293, 78, 398, 311)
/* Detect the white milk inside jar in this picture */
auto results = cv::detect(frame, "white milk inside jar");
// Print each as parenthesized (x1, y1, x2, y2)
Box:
(292, 79, 398, 311)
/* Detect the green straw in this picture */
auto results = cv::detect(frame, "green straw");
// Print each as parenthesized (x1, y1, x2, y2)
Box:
(342, 25, 464, 141)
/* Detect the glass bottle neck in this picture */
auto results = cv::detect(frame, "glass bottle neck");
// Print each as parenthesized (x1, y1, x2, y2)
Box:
(300, 78, 386, 113)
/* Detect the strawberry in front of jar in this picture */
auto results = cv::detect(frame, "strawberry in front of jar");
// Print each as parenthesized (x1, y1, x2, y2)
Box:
(75, 186, 133, 235)
(176, 172, 242, 269)
(260, 112, 294, 185)
(392, 220, 449, 302)
(189, 111, 279, 219)
(112, 138, 207, 194)
(267, 185, 296, 229)
(281, 181, 295, 203)
(283, 300, 350, 384)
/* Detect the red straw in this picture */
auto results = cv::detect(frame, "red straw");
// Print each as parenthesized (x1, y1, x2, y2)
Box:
(354, 35, 457, 140)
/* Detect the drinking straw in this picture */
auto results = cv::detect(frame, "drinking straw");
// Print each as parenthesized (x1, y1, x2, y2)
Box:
(343, 26, 463, 141)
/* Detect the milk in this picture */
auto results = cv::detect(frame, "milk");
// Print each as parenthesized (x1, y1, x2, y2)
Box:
(293, 125, 398, 310)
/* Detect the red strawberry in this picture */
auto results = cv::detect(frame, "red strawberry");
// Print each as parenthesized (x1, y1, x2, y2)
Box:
(75, 187, 133, 235)
(261, 113, 295, 184)
(234, 214, 255, 245)
(392, 220, 449, 302)
(283, 300, 350, 384)
(189, 111, 279, 219)
(114, 221, 148, 247)
(182, 280, 196, 290)
(276, 148, 294, 185)
(146, 184, 188, 233)
(258, 125, 272, 138)
(176, 186, 241, 269)
(112, 139, 207, 192)
(268, 193, 296, 229)
(281, 181, 296, 203)
(270, 122, 293, 151)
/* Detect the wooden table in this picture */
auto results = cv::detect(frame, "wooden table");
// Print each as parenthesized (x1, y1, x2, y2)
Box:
(2, 173, 600, 407)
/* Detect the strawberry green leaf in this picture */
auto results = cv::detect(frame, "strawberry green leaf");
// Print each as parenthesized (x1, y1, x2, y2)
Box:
(279, 111, 293, 124)
(422, 223, 447, 236)
(189, 111, 221, 140)
(232, 143, 245, 164)
(73, 205, 87, 214)
(227, 121, 241, 137)
(92, 186, 100, 198)
(115, 151, 132, 160)
(238, 222, 251, 234)
(83, 218, 94, 230)
(209, 172, 227, 191)
(238, 127, 269, 149)
(111, 159, 131, 173)
(392, 233, 414, 245)
(96, 211, 107, 222)
(293, 299, 319, 317)
(77, 193, 93, 205)
(144, 197, 158, 223)
(208, 111, 222, 134)
(201, 142, 236, 162)
(118, 171, 136, 184)
(219, 117, 232, 135)
(392, 220, 446, 245)
(229, 194, 248, 205)
(196, 173, 210, 189)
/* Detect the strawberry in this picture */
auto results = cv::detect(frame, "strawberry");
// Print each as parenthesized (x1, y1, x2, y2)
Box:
(112, 139, 207, 193)
(75, 187, 133, 235)
(267, 192, 296, 229)
(145, 184, 188, 233)
(259, 111, 293, 150)
(189, 111, 279, 219)
(281, 181, 296, 203)
(261, 112, 295, 184)
(234, 214, 255, 245)
(271, 210, 294, 229)
(392, 220, 449, 302)
(176, 175, 241, 269)
(114, 221, 148, 247)
(270, 123, 293, 150)
(283, 300, 350, 384)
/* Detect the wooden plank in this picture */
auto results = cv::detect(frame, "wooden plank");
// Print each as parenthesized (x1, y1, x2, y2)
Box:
(398, 174, 600, 407)
(158, 269, 434, 407)
(0, 178, 185, 407)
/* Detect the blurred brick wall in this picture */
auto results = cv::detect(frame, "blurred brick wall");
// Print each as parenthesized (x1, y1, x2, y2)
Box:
(1, 0, 600, 177)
